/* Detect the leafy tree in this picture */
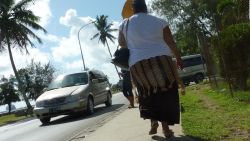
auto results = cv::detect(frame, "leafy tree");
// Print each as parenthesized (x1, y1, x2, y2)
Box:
(218, 23, 250, 90)
(0, 0, 47, 109)
(18, 60, 55, 99)
(174, 25, 200, 56)
(0, 76, 20, 113)
(91, 15, 121, 79)
(151, 0, 218, 85)
(214, 0, 250, 90)
(91, 15, 117, 57)
(217, 0, 249, 28)
(151, 0, 250, 90)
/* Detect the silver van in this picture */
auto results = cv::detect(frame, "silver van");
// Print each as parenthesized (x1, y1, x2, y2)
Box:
(33, 70, 112, 124)
(178, 54, 207, 85)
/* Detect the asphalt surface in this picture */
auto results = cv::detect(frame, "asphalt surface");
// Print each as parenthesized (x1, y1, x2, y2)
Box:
(0, 93, 128, 141)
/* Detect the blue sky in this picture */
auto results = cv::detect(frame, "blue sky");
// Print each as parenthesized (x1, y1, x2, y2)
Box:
(0, 0, 152, 84)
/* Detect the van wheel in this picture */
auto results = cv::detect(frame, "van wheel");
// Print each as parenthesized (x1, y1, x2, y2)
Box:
(40, 117, 51, 125)
(86, 97, 94, 115)
(105, 92, 112, 107)
(194, 74, 204, 84)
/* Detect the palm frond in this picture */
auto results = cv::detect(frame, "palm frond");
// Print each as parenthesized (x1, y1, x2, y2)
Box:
(91, 33, 100, 40)
(0, 0, 45, 49)
(15, 16, 47, 33)
(217, 0, 235, 14)
(12, 0, 33, 11)
(0, 0, 15, 12)
(106, 34, 116, 43)
(19, 23, 43, 44)
(13, 9, 40, 22)
(92, 14, 118, 47)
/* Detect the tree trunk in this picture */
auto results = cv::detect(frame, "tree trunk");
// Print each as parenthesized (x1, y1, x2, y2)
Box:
(197, 32, 218, 87)
(236, 73, 248, 91)
(8, 103, 11, 114)
(106, 42, 121, 80)
(6, 38, 32, 110)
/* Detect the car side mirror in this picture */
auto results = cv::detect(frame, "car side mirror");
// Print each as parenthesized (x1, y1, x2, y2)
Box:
(92, 79, 99, 84)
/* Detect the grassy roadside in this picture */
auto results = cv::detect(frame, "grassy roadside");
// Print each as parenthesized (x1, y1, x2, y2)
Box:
(181, 83, 250, 141)
(0, 114, 30, 126)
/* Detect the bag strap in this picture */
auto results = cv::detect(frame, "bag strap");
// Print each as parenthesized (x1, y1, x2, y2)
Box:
(124, 18, 129, 45)
(117, 19, 130, 50)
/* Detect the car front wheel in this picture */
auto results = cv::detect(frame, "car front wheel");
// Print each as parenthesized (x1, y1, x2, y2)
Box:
(105, 92, 112, 107)
(40, 117, 51, 125)
(86, 97, 94, 115)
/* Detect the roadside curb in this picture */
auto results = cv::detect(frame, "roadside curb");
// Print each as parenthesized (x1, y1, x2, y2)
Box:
(66, 104, 128, 141)
(0, 116, 36, 128)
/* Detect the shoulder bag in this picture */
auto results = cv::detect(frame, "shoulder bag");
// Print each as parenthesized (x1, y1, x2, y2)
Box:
(111, 19, 130, 69)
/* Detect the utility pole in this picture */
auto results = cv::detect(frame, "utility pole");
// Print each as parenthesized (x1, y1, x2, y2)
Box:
(78, 21, 96, 70)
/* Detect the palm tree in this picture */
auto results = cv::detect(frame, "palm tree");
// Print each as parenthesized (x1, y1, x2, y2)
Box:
(0, 0, 47, 109)
(91, 15, 121, 79)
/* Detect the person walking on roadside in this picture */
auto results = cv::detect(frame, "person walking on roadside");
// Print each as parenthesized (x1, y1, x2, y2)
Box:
(118, 0, 185, 138)
(119, 69, 135, 108)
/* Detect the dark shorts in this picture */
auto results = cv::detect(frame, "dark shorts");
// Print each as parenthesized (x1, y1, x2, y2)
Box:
(122, 82, 133, 97)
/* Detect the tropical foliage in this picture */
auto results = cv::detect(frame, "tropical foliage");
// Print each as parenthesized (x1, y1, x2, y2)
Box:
(0, 0, 47, 108)
(151, 0, 250, 90)
(213, 0, 250, 90)
(18, 60, 55, 100)
(0, 77, 20, 113)
(92, 15, 121, 79)
(91, 15, 117, 57)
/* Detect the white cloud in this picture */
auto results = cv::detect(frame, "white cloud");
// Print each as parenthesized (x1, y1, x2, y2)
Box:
(29, 0, 52, 27)
(59, 9, 93, 27)
(38, 32, 61, 43)
(0, 48, 50, 77)
(52, 9, 121, 84)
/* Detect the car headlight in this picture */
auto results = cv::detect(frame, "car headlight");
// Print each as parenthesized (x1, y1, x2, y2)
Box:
(36, 101, 45, 107)
(65, 95, 80, 103)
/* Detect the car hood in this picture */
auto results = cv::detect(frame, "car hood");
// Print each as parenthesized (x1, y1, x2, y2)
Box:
(36, 85, 87, 101)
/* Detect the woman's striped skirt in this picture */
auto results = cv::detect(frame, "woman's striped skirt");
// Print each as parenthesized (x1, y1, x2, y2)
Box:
(130, 55, 180, 124)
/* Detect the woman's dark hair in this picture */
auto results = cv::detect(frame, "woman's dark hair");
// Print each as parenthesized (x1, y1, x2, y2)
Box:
(132, 0, 148, 13)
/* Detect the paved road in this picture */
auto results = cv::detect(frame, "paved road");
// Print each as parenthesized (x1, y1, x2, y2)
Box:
(0, 93, 128, 141)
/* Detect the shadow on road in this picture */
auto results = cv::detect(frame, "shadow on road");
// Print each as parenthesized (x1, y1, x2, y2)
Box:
(152, 135, 208, 141)
(40, 104, 125, 127)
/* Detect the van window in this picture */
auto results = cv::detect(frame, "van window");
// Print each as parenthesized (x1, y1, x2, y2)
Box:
(90, 71, 107, 83)
(183, 56, 204, 68)
(47, 73, 88, 90)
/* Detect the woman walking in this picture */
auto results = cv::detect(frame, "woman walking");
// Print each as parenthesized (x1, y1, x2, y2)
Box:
(118, 0, 185, 138)
(119, 69, 135, 108)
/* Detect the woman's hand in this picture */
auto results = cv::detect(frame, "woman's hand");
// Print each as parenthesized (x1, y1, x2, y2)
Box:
(176, 57, 184, 70)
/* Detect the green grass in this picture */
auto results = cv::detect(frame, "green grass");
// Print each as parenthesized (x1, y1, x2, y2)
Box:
(0, 114, 28, 126)
(181, 84, 250, 141)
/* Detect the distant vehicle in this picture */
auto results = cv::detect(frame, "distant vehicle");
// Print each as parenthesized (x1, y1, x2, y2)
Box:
(177, 54, 207, 85)
(33, 70, 112, 124)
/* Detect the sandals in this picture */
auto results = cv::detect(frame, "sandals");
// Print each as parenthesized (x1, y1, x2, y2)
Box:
(163, 129, 174, 138)
(149, 120, 159, 135)
(162, 122, 174, 138)
(149, 121, 174, 138)
(128, 105, 134, 108)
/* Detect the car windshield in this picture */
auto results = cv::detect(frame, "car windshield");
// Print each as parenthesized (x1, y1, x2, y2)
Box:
(47, 73, 88, 90)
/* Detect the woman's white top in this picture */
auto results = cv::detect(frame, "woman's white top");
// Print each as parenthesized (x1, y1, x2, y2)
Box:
(119, 13, 172, 67)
